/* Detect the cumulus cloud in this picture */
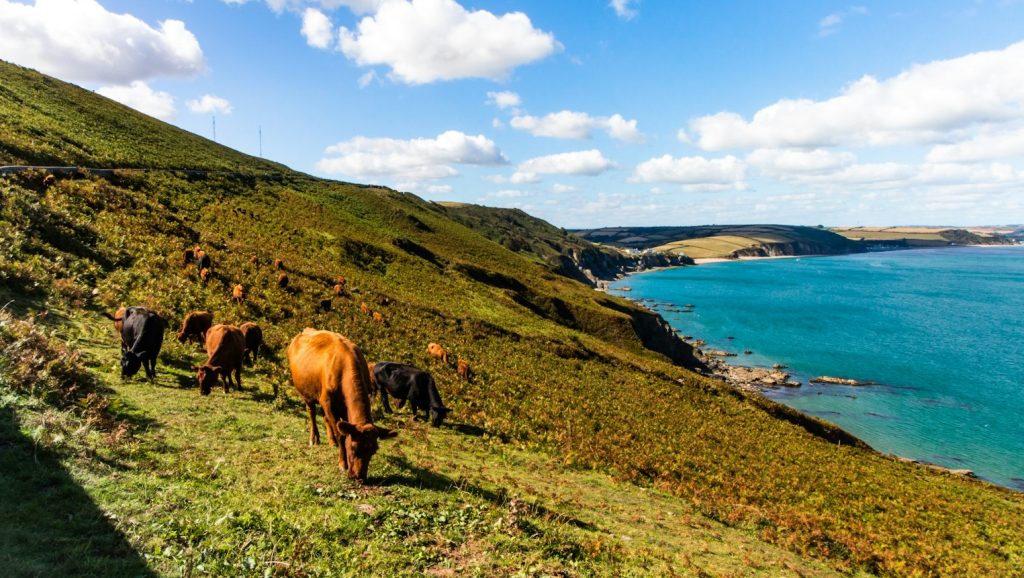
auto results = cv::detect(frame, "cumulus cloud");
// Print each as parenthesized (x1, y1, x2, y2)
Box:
(687, 41, 1024, 151)
(517, 149, 615, 176)
(609, 0, 638, 20)
(187, 94, 233, 115)
(301, 7, 334, 48)
(487, 90, 522, 110)
(97, 81, 175, 120)
(0, 0, 204, 85)
(818, 5, 867, 37)
(551, 183, 576, 193)
(510, 111, 645, 142)
(224, 0, 383, 14)
(746, 148, 855, 176)
(316, 130, 508, 181)
(338, 0, 559, 84)
(926, 126, 1024, 163)
(632, 155, 746, 190)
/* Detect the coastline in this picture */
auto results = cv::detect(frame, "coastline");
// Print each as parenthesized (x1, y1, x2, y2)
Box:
(604, 253, 1016, 485)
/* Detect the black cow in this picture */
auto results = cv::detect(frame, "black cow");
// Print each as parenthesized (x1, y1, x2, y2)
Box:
(196, 251, 211, 272)
(116, 307, 165, 379)
(371, 362, 449, 426)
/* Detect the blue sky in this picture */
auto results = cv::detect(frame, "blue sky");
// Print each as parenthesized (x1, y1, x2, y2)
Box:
(2, 0, 1024, 227)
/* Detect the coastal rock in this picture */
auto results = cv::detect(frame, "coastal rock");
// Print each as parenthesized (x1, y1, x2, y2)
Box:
(772, 363, 787, 369)
(809, 375, 875, 386)
(722, 366, 792, 388)
(706, 350, 738, 357)
(743, 349, 753, 355)
(783, 381, 801, 387)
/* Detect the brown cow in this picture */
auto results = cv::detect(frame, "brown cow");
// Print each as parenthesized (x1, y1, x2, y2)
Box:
(335, 276, 346, 287)
(195, 248, 211, 271)
(287, 329, 396, 481)
(42, 174, 56, 188)
(231, 284, 246, 303)
(426, 342, 449, 365)
(177, 310, 213, 345)
(249, 254, 259, 266)
(239, 322, 263, 364)
(277, 273, 289, 289)
(196, 324, 245, 395)
(333, 283, 345, 297)
(274, 258, 284, 270)
(372, 311, 385, 325)
(457, 358, 472, 382)
(360, 302, 370, 316)
(183, 249, 195, 267)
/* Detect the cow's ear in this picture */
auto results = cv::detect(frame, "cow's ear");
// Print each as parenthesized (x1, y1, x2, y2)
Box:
(376, 427, 398, 440)
(336, 421, 359, 437)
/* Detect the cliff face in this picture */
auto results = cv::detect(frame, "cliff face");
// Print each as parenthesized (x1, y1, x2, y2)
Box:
(553, 247, 693, 286)
(729, 241, 854, 259)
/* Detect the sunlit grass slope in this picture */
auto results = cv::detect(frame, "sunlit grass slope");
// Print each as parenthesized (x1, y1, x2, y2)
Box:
(2, 59, 1023, 576)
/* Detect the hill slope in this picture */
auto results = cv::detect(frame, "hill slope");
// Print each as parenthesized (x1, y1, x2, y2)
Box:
(2, 59, 1023, 576)
(438, 202, 693, 286)
(574, 224, 858, 260)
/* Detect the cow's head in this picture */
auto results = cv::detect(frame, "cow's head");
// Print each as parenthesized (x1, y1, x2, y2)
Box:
(335, 422, 397, 482)
(429, 406, 450, 427)
(121, 351, 144, 378)
(195, 365, 220, 395)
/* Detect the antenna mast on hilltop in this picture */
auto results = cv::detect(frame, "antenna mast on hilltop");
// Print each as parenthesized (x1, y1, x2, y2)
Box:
(212, 116, 217, 142)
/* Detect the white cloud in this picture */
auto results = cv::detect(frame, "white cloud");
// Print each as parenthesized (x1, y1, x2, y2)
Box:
(316, 130, 508, 180)
(632, 155, 746, 189)
(551, 183, 576, 193)
(517, 150, 615, 176)
(687, 40, 1024, 151)
(491, 118, 504, 129)
(97, 81, 175, 120)
(927, 126, 1024, 163)
(186, 94, 233, 115)
(301, 7, 334, 48)
(509, 172, 541, 184)
(510, 111, 645, 142)
(224, 0, 383, 14)
(609, 0, 638, 20)
(338, 0, 559, 84)
(818, 6, 867, 37)
(358, 70, 378, 88)
(489, 189, 528, 198)
(0, 0, 204, 85)
(746, 148, 855, 176)
(425, 184, 453, 194)
(487, 90, 521, 110)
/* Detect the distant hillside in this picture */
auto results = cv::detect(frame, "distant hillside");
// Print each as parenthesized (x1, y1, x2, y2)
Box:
(438, 202, 693, 285)
(831, 226, 1015, 247)
(3, 59, 1024, 576)
(575, 224, 858, 259)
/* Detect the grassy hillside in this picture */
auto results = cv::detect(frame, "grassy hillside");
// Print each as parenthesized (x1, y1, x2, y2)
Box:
(575, 225, 857, 259)
(3, 59, 1024, 576)
(831, 226, 1013, 246)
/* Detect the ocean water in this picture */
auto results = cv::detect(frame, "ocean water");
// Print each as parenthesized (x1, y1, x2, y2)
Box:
(610, 246, 1024, 490)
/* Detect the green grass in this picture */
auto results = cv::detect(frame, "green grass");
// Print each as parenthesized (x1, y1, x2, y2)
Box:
(3, 59, 1024, 577)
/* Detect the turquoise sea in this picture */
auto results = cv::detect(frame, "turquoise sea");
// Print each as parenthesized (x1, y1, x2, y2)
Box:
(610, 246, 1024, 490)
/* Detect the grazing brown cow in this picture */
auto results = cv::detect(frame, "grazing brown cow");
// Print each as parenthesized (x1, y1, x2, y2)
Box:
(319, 299, 333, 312)
(457, 359, 472, 382)
(287, 329, 396, 481)
(249, 254, 259, 266)
(196, 324, 245, 395)
(239, 322, 263, 364)
(177, 310, 213, 345)
(277, 273, 289, 288)
(335, 276, 346, 287)
(199, 267, 212, 284)
(333, 283, 345, 297)
(42, 174, 56, 188)
(274, 258, 284, 270)
(195, 248, 211, 272)
(231, 284, 246, 304)
(360, 302, 370, 316)
(372, 311, 385, 325)
(426, 342, 449, 365)
(183, 249, 195, 267)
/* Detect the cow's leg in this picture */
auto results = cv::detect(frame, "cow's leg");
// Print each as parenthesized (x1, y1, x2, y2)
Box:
(380, 388, 393, 413)
(306, 402, 320, 446)
(222, 370, 231, 393)
(318, 395, 346, 472)
(234, 362, 243, 391)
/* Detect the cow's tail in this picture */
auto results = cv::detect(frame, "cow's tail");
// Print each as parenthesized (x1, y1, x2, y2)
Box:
(102, 311, 123, 321)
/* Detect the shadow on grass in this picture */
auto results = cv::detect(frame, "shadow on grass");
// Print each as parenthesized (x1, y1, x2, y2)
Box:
(0, 406, 156, 576)
(375, 455, 597, 532)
